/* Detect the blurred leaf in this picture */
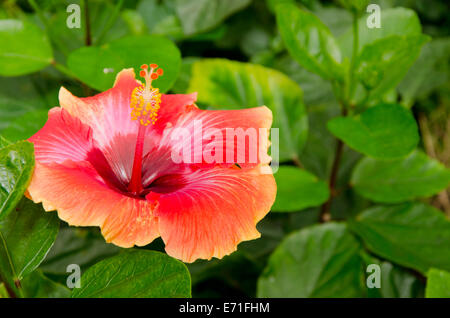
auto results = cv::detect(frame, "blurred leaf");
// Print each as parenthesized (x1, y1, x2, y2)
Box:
(1, 109, 48, 142)
(174, 0, 251, 36)
(425, 268, 450, 298)
(399, 38, 450, 105)
(360, 253, 424, 298)
(272, 166, 329, 212)
(67, 35, 181, 92)
(48, 1, 130, 52)
(121, 9, 147, 35)
(0, 141, 34, 220)
(0, 74, 56, 131)
(355, 35, 429, 100)
(276, 3, 344, 80)
(0, 136, 10, 148)
(351, 151, 450, 203)
(0, 19, 53, 76)
(40, 227, 120, 275)
(138, 0, 184, 39)
(271, 55, 335, 107)
(338, 7, 422, 58)
(0, 198, 59, 294)
(0, 283, 8, 298)
(350, 203, 450, 274)
(336, 0, 369, 12)
(257, 223, 366, 297)
(21, 270, 70, 298)
(71, 250, 191, 298)
(328, 103, 419, 159)
(170, 57, 199, 94)
(188, 58, 307, 162)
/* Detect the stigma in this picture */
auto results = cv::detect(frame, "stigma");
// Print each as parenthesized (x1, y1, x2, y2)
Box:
(130, 63, 164, 126)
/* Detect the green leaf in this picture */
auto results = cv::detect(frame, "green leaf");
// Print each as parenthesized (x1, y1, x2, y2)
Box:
(426, 268, 450, 298)
(350, 203, 450, 274)
(336, 0, 368, 12)
(40, 227, 120, 275)
(187, 58, 307, 162)
(0, 19, 53, 76)
(0, 141, 35, 220)
(338, 7, 422, 58)
(351, 151, 450, 203)
(0, 198, 59, 290)
(67, 35, 181, 92)
(276, 3, 344, 80)
(257, 223, 366, 297)
(0, 283, 8, 298)
(360, 253, 424, 298)
(21, 270, 70, 298)
(138, 0, 184, 39)
(399, 38, 450, 105)
(0, 75, 56, 131)
(48, 2, 130, 53)
(272, 166, 329, 212)
(355, 35, 429, 99)
(71, 250, 191, 298)
(0, 136, 10, 149)
(1, 109, 48, 142)
(174, 0, 251, 36)
(328, 103, 419, 159)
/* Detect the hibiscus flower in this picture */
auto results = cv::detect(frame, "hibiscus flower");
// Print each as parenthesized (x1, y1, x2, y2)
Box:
(26, 65, 276, 263)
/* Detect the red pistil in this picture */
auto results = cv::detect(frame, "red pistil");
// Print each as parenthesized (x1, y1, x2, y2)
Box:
(128, 124, 147, 195)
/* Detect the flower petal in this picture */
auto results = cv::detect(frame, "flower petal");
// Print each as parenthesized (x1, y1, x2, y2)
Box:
(149, 166, 276, 263)
(27, 161, 159, 247)
(158, 106, 273, 171)
(59, 69, 197, 185)
(30, 107, 93, 164)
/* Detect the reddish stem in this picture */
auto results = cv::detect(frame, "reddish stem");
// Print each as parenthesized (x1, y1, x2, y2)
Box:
(128, 124, 147, 194)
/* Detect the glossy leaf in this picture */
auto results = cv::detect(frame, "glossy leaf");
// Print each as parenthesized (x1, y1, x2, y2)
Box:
(350, 203, 450, 274)
(41, 227, 120, 275)
(425, 268, 450, 298)
(355, 35, 429, 99)
(187, 58, 307, 162)
(174, 0, 251, 36)
(399, 38, 450, 105)
(257, 223, 365, 297)
(276, 3, 344, 80)
(338, 7, 422, 58)
(272, 166, 329, 212)
(138, 0, 184, 39)
(0, 198, 59, 288)
(351, 151, 450, 203)
(67, 35, 181, 92)
(0, 19, 53, 76)
(1, 109, 48, 142)
(71, 250, 191, 298)
(328, 103, 419, 159)
(22, 270, 70, 298)
(0, 141, 35, 220)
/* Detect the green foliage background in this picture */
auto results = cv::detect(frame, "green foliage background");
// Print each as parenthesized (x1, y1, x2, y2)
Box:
(0, 0, 449, 298)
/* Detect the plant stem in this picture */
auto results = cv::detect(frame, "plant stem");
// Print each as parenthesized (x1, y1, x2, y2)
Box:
(83, 0, 92, 46)
(348, 11, 359, 102)
(319, 10, 360, 222)
(320, 105, 348, 223)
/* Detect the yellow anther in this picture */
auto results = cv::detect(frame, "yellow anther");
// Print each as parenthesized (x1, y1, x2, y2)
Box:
(130, 63, 164, 126)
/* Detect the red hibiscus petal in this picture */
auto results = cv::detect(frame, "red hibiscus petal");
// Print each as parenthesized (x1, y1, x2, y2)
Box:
(27, 161, 159, 246)
(148, 166, 276, 263)
(159, 106, 273, 170)
(30, 107, 93, 164)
